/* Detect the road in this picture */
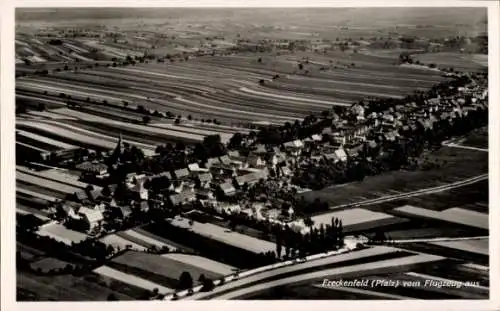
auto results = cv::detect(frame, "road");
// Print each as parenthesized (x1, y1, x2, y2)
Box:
(442, 142, 488, 152)
(329, 174, 488, 210)
(387, 236, 488, 244)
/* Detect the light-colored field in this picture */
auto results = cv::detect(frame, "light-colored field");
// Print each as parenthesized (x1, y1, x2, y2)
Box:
(16, 187, 59, 202)
(37, 223, 88, 245)
(45, 107, 207, 143)
(17, 166, 95, 191)
(393, 205, 488, 230)
(311, 208, 394, 227)
(17, 129, 79, 150)
(17, 119, 157, 156)
(99, 234, 148, 252)
(121, 229, 173, 249)
(112, 251, 223, 281)
(170, 216, 276, 254)
(308, 208, 406, 233)
(17, 171, 80, 195)
(161, 253, 236, 275)
(94, 265, 173, 294)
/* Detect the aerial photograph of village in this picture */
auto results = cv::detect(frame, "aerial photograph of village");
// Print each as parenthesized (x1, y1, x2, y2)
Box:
(14, 7, 489, 301)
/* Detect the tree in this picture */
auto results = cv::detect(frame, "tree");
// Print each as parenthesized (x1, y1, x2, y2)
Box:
(198, 274, 206, 283)
(142, 115, 151, 124)
(107, 293, 118, 301)
(228, 132, 243, 149)
(175, 118, 181, 125)
(188, 114, 192, 120)
(201, 278, 215, 292)
(258, 57, 262, 63)
(177, 271, 193, 290)
(37, 103, 46, 111)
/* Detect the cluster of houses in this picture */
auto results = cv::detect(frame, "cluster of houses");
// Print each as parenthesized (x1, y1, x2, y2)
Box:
(51, 72, 488, 236)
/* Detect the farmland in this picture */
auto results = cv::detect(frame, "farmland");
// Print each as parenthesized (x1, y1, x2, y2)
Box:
(15, 7, 489, 302)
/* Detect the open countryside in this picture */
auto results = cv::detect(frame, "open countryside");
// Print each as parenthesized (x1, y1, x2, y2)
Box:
(15, 7, 489, 301)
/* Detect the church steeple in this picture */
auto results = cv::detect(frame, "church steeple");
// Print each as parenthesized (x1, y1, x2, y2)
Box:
(109, 133, 125, 165)
(116, 133, 124, 154)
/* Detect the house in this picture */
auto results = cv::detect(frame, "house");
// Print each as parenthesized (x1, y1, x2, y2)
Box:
(235, 168, 269, 187)
(196, 172, 213, 188)
(169, 190, 196, 206)
(246, 155, 266, 168)
(205, 157, 221, 169)
(331, 132, 347, 145)
(196, 187, 215, 200)
(283, 140, 304, 156)
(58, 202, 81, 219)
(152, 171, 172, 180)
(75, 161, 108, 176)
(219, 182, 236, 196)
(346, 144, 363, 158)
(74, 190, 88, 202)
(128, 177, 148, 200)
(280, 166, 293, 177)
(116, 205, 132, 219)
(323, 152, 339, 163)
(78, 206, 104, 231)
(88, 189, 103, 202)
(334, 148, 348, 162)
(219, 155, 232, 166)
(173, 168, 190, 180)
(252, 144, 267, 156)
(137, 200, 150, 211)
(188, 162, 209, 174)
(101, 184, 117, 198)
(228, 150, 246, 162)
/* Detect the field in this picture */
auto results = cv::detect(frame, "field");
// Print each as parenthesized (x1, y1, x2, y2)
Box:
(17, 241, 147, 301)
(392, 205, 488, 230)
(301, 141, 488, 207)
(232, 254, 488, 300)
(15, 7, 489, 302)
(37, 223, 88, 245)
(412, 52, 487, 72)
(307, 208, 408, 233)
(107, 251, 225, 289)
(17, 269, 152, 301)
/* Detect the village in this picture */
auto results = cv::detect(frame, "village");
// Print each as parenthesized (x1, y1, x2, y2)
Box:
(18, 69, 488, 263)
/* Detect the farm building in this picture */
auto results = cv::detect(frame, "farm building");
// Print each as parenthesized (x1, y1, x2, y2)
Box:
(78, 206, 104, 231)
